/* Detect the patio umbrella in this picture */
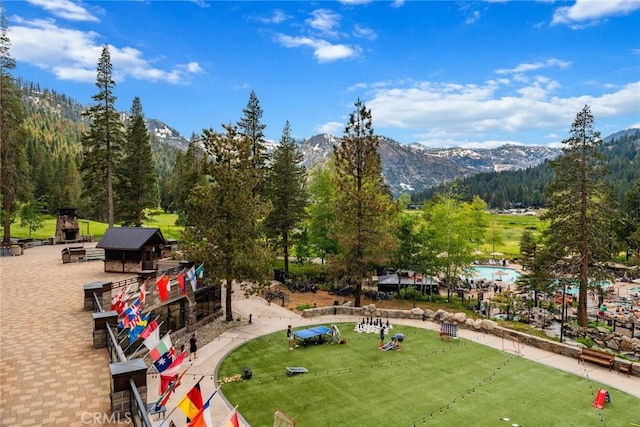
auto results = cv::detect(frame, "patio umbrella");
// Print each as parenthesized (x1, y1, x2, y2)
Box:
(473, 250, 484, 256)
(493, 270, 509, 281)
(490, 251, 503, 257)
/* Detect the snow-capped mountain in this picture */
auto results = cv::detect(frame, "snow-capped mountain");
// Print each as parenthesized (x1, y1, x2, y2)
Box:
(296, 134, 560, 196)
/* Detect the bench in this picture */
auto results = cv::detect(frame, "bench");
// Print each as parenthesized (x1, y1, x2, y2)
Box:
(618, 362, 633, 377)
(578, 348, 614, 371)
(286, 367, 308, 376)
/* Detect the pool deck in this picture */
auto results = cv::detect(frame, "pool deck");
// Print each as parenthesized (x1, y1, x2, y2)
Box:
(0, 244, 637, 427)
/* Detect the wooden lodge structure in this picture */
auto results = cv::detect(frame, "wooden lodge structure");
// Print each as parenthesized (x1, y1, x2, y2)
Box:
(96, 227, 166, 273)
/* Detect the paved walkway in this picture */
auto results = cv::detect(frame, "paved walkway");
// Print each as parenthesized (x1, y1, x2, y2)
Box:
(1, 244, 638, 427)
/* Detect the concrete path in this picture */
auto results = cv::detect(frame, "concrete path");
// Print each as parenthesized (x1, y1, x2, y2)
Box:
(1, 244, 637, 427)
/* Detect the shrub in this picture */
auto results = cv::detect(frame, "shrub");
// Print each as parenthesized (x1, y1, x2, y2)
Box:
(296, 303, 314, 311)
(577, 336, 594, 348)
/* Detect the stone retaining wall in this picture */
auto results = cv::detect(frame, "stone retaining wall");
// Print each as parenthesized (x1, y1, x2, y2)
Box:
(302, 303, 638, 377)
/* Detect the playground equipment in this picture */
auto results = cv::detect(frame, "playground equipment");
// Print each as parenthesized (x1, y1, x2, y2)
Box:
(592, 388, 610, 409)
(440, 323, 458, 340)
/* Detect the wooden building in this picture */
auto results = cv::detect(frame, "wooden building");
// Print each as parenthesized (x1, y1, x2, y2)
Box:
(96, 227, 166, 273)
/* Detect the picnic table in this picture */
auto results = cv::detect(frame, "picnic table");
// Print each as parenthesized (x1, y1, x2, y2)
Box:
(293, 326, 332, 347)
(286, 367, 308, 376)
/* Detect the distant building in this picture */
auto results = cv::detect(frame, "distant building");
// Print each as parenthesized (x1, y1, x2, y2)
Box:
(96, 227, 166, 273)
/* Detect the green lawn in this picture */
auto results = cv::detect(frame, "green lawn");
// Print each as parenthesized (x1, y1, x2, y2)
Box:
(218, 324, 638, 427)
(8, 212, 182, 241)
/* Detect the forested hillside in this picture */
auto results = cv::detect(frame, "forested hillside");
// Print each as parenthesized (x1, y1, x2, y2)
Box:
(19, 80, 180, 214)
(413, 129, 640, 208)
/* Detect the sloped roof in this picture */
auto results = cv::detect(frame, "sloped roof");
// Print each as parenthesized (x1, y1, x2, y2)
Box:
(96, 227, 165, 250)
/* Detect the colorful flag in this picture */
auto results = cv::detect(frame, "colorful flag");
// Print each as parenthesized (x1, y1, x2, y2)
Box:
(142, 322, 160, 351)
(186, 266, 197, 292)
(195, 263, 204, 279)
(153, 350, 175, 373)
(187, 391, 218, 427)
(223, 410, 240, 427)
(156, 368, 188, 407)
(121, 299, 141, 330)
(128, 313, 150, 345)
(177, 269, 188, 296)
(140, 319, 158, 340)
(149, 334, 172, 361)
(156, 274, 170, 302)
(138, 280, 147, 306)
(177, 381, 204, 420)
(111, 284, 131, 313)
(162, 351, 186, 377)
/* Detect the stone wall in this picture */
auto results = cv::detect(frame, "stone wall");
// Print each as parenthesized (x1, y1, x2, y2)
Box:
(301, 303, 638, 377)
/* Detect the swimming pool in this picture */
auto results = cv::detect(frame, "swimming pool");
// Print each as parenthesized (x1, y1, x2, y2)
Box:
(467, 266, 521, 283)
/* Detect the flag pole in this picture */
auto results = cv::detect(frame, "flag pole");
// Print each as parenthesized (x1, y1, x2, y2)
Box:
(122, 316, 162, 354)
(218, 404, 239, 427)
(128, 318, 164, 359)
(159, 384, 218, 427)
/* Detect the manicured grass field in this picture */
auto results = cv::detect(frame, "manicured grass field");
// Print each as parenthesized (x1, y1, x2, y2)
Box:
(9, 212, 182, 240)
(218, 324, 638, 427)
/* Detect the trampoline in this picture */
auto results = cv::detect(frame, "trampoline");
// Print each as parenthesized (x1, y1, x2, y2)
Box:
(293, 326, 332, 347)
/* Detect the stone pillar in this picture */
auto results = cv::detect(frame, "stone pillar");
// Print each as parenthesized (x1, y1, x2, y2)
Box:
(92, 311, 118, 349)
(138, 270, 157, 281)
(109, 359, 147, 419)
(83, 281, 112, 311)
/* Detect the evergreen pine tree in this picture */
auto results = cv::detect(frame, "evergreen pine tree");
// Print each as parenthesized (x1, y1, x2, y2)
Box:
(182, 124, 271, 321)
(1, 4, 31, 244)
(264, 121, 309, 276)
(118, 96, 158, 226)
(237, 90, 267, 197)
(542, 105, 614, 327)
(80, 45, 124, 225)
(332, 99, 398, 307)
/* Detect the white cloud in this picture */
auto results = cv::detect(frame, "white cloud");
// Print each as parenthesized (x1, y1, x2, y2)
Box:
(353, 24, 377, 40)
(257, 9, 290, 25)
(9, 18, 202, 84)
(495, 58, 571, 75)
(552, 0, 640, 26)
(306, 9, 341, 36)
(275, 34, 360, 63)
(338, 0, 373, 5)
(390, 0, 405, 9)
(315, 121, 344, 135)
(364, 75, 640, 145)
(27, 0, 99, 22)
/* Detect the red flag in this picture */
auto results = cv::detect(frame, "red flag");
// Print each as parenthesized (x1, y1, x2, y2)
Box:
(224, 410, 240, 427)
(162, 351, 186, 377)
(139, 319, 158, 340)
(157, 368, 188, 405)
(177, 270, 187, 296)
(139, 280, 147, 305)
(156, 274, 169, 301)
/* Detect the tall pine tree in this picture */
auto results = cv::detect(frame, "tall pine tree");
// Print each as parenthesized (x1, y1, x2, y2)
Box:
(237, 91, 267, 197)
(264, 121, 309, 276)
(1, 4, 31, 244)
(332, 99, 398, 307)
(117, 96, 158, 226)
(80, 45, 124, 225)
(182, 124, 271, 321)
(542, 105, 613, 327)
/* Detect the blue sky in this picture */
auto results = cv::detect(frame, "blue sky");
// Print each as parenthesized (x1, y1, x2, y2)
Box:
(5, 0, 640, 148)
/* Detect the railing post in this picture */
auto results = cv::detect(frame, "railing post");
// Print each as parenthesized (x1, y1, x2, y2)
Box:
(93, 311, 118, 349)
(83, 281, 112, 311)
(109, 359, 147, 421)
